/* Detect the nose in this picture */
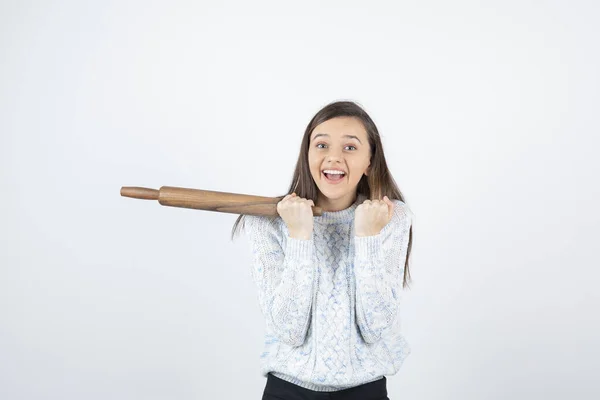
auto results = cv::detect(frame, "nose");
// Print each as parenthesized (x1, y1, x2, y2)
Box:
(326, 148, 344, 164)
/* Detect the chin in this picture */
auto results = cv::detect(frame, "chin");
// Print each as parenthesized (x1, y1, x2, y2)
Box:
(319, 189, 350, 200)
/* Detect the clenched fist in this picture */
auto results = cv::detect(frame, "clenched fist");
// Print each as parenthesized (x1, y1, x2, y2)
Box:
(277, 193, 315, 240)
(354, 196, 395, 237)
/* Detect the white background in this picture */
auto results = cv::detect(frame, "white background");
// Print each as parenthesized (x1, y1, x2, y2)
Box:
(1, 1, 599, 399)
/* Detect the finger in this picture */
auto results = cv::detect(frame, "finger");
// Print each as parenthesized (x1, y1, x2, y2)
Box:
(284, 193, 297, 202)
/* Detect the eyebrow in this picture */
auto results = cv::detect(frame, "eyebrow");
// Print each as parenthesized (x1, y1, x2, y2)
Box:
(311, 133, 362, 144)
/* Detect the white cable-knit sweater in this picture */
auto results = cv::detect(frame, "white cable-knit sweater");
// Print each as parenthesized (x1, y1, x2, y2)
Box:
(243, 193, 413, 392)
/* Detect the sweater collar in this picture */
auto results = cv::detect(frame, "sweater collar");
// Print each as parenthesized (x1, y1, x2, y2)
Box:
(314, 193, 367, 224)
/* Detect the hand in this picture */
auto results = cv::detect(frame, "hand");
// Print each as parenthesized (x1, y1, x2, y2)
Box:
(354, 196, 395, 237)
(277, 193, 315, 240)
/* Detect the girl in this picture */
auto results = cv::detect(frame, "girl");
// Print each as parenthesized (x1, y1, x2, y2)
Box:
(231, 101, 414, 400)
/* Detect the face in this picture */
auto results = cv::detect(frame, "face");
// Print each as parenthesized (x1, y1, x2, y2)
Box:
(308, 116, 371, 211)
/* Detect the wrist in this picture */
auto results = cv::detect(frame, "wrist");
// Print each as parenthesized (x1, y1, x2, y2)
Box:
(289, 230, 312, 240)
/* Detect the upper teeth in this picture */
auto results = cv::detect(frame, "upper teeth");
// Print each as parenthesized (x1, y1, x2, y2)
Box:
(323, 170, 345, 175)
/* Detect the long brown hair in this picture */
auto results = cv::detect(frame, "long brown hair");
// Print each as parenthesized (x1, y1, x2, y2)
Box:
(231, 100, 414, 288)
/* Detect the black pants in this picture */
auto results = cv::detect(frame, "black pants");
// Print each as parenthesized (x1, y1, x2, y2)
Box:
(261, 373, 390, 400)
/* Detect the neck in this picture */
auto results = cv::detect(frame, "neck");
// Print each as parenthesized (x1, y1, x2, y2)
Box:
(314, 192, 366, 224)
(317, 192, 357, 212)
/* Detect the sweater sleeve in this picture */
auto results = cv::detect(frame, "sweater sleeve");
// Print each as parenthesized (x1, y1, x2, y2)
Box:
(353, 200, 413, 344)
(244, 215, 316, 347)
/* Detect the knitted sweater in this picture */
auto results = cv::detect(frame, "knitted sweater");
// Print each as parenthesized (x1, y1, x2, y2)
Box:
(243, 193, 413, 392)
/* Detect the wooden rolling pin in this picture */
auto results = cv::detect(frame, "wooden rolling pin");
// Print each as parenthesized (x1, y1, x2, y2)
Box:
(120, 186, 323, 217)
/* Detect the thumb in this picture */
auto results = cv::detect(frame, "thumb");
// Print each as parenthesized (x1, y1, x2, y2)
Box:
(384, 196, 394, 220)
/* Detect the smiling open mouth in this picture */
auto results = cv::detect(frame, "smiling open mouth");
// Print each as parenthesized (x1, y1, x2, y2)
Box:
(322, 171, 346, 183)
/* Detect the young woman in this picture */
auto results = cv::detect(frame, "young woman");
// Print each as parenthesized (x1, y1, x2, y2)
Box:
(231, 100, 414, 400)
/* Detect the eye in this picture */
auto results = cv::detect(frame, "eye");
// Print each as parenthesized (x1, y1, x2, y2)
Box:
(315, 143, 357, 151)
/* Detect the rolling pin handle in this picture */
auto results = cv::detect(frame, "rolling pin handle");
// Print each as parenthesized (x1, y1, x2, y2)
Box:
(120, 187, 160, 200)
